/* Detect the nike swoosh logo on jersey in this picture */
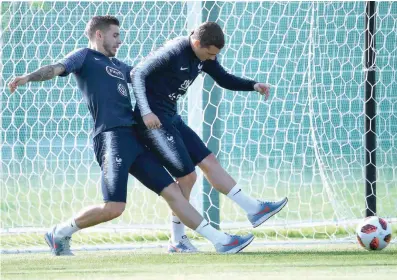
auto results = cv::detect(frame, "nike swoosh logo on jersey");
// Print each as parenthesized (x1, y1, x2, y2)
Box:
(94, 57, 100, 60)
(180, 67, 189, 71)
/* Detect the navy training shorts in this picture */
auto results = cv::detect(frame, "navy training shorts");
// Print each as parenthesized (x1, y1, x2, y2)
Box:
(93, 126, 174, 202)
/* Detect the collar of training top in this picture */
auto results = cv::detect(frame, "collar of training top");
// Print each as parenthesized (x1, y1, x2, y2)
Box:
(186, 36, 202, 62)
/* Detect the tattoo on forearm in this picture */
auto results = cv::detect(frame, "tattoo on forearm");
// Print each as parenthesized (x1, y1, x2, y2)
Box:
(27, 64, 65, 82)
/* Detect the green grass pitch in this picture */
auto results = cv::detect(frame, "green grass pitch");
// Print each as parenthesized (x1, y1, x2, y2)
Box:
(1, 244, 396, 280)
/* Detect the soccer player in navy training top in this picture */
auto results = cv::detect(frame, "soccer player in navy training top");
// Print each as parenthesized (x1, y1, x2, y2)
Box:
(8, 16, 255, 255)
(131, 22, 288, 252)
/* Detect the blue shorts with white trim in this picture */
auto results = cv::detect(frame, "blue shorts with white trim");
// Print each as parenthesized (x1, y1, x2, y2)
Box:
(93, 126, 174, 202)
(135, 115, 212, 178)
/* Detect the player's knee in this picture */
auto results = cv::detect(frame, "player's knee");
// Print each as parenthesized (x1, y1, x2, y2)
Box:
(198, 153, 218, 173)
(160, 182, 184, 202)
(178, 171, 197, 190)
(188, 171, 197, 185)
(103, 202, 126, 219)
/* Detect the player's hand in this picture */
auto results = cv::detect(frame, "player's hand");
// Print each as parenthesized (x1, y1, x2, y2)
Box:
(254, 83, 270, 101)
(143, 112, 162, 129)
(8, 76, 29, 93)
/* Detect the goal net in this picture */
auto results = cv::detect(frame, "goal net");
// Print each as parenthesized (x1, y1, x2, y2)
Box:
(1, 1, 396, 253)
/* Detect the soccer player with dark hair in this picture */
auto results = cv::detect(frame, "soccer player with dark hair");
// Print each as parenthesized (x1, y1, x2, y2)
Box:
(131, 22, 288, 252)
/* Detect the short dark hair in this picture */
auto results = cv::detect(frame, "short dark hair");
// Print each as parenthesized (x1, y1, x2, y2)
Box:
(191, 22, 225, 49)
(85, 15, 120, 40)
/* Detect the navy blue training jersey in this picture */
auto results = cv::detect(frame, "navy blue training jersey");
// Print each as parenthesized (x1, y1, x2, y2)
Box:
(131, 36, 256, 120)
(59, 48, 135, 137)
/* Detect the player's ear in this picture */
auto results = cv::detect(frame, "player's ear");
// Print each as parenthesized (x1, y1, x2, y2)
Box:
(95, 29, 102, 40)
(193, 40, 201, 48)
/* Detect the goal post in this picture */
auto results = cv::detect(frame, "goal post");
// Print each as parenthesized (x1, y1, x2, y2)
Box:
(364, 0, 377, 217)
(1, 1, 396, 253)
(202, 0, 221, 229)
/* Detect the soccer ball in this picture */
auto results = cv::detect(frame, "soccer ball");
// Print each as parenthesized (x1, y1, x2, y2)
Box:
(356, 216, 392, 250)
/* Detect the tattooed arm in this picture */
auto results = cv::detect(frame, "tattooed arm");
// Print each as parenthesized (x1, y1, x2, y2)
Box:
(27, 63, 65, 82)
(8, 63, 65, 93)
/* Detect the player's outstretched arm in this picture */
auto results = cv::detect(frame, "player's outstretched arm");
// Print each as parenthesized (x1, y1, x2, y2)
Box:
(8, 63, 65, 93)
(203, 59, 270, 100)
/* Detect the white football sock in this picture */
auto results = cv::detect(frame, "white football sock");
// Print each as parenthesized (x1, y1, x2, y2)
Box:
(227, 185, 262, 214)
(171, 215, 186, 243)
(195, 219, 229, 245)
(54, 218, 80, 238)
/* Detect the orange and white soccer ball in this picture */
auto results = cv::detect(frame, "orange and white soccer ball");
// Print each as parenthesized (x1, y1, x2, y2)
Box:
(356, 216, 392, 250)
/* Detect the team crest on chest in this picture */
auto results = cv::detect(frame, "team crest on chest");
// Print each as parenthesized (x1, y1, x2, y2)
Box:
(198, 63, 203, 73)
(117, 83, 128, 97)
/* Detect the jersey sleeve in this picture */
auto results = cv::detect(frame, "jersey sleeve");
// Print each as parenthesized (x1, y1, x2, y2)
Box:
(58, 48, 89, 76)
(126, 65, 134, 83)
(203, 58, 256, 91)
(123, 63, 134, 84)
(130, 40, 183, 116)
